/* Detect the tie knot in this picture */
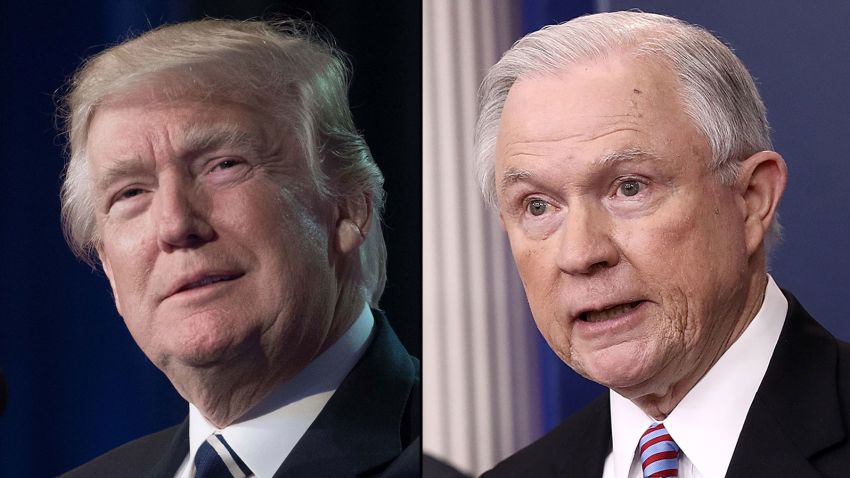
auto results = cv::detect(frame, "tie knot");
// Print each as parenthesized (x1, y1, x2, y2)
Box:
(639, 423, 679, 478)
(194, 433, 253, 478)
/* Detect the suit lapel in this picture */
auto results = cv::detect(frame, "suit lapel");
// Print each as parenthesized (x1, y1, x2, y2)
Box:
(147, 416, 190, 478)
(551, 394, 612, 478)
(566, 394, 612, 478)
(726, 292, 845, 477)
(273, 312, 419, 477)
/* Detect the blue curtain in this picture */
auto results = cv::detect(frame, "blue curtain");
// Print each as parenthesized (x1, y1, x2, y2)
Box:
(0, 3, 189, 475)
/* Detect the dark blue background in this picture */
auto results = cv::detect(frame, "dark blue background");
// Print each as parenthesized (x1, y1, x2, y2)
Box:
(0, 1, 421, 475)
(523, 0, 850, 435)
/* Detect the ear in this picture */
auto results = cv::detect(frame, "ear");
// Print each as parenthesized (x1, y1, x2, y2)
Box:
(334, 192, 372, 256)
(97, 245, 122, 314)
(735, 150, 787, 256)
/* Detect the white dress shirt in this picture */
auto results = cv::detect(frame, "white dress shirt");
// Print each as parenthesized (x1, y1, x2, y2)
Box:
(602, 275, 787, 478)
(174, 305, 375, 478)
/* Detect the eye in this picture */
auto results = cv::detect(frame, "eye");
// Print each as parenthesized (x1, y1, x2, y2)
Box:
(212, 158, 240, 171)
(202, 157, 251, 185)
(527, 199, 548, 216)
(618, 180, 642, 197)
(107, 186, 148, 212)
(119, 188, 144, 200)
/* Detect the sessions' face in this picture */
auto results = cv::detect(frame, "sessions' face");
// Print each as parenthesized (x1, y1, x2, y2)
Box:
(87, 93, 341, 384)
(495, 55, 758, 400)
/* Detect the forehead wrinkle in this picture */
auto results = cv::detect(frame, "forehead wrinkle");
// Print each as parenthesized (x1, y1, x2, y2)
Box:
(577, 125, 642, 144)
(503, 124, 642, 156)
(96, 120, 276, 181)
(92, 124, 267, 193)
(503, 140, 658, 167)
(595, 146, 661, 168)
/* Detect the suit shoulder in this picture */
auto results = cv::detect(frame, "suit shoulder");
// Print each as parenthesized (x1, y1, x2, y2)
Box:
(60, 424, 183, 478)
(403, 355, 422, 446)
(836, 335, 850, 363)
(483, 394, 610, 477)
(377, 437, 422, 477)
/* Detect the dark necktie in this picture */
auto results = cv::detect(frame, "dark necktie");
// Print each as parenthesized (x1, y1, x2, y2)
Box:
(639, 423, 679, 478)
(193, 433, 253, 478)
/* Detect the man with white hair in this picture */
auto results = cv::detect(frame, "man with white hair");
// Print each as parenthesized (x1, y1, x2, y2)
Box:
(478, 11, 850, 477)
(59, 19, 419, 478)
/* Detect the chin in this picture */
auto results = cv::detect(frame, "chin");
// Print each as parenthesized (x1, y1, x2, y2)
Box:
(174, 342, 236, 368)
(572, 341, 660, 391)
(166, 323, 248, 369)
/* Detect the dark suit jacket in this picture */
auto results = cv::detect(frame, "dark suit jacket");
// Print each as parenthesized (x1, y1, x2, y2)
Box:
(62, 312, 421, 478)
(423, 455, 469, 478)
(483, 292, 850, 477)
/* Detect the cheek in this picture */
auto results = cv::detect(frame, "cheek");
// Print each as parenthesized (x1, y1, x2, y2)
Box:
(618, 190, 736, 274)
(238, 187, 331, 295)
(511, 236, 555, 301)
(250, 179, 329, 240)
(619, 196, 747, 336)
(100, 226, 156, 308)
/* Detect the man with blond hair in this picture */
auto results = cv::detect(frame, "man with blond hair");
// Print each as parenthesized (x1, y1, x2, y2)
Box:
(60, 19, 419, 478)
(478, 11, 850, 477)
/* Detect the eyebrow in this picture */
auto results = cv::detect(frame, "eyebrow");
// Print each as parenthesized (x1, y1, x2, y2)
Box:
(182, 123, 265, 157)
(94, 156, 148, 194)
(498, 146, 661, 193)
(500, 168, 532, 191)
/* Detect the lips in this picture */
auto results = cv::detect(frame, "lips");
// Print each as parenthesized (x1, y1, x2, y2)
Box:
(578, 300, 645, 323)
(167, 271, 244, 298)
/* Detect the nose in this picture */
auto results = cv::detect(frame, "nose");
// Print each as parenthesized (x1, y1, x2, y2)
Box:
(556, 204, 619, 275)
(154, 176, 215, 252)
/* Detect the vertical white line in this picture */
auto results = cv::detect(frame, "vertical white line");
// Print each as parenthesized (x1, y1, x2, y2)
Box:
(434, 0, 475, 468)
(421, 0, 445, 466)
(457, 0, 494, 471)
(422, 0, 542, 474)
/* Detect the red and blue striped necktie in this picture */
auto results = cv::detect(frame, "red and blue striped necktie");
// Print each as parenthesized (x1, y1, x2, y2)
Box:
(639, 422, 679, 478)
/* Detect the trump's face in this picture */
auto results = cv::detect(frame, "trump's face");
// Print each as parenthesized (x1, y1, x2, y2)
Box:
(496, 55, 772, 404)
(87, 92, 343, 387)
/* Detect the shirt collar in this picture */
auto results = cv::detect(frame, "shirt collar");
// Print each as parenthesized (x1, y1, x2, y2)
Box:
(186, 305, 375, 478)
(609, 275, 787, 478)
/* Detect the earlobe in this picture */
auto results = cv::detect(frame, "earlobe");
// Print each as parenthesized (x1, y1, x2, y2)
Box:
(737, 151, 787, 255)
(335, 193, 372, 255)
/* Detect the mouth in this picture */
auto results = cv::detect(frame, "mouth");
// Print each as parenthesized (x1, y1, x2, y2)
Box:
(579, 300, 645, 323)
(170, 272, 244, 297)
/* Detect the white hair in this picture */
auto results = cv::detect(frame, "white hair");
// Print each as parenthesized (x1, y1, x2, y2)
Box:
(475, 11, 780, 248)
(60, 18, 387, 306)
